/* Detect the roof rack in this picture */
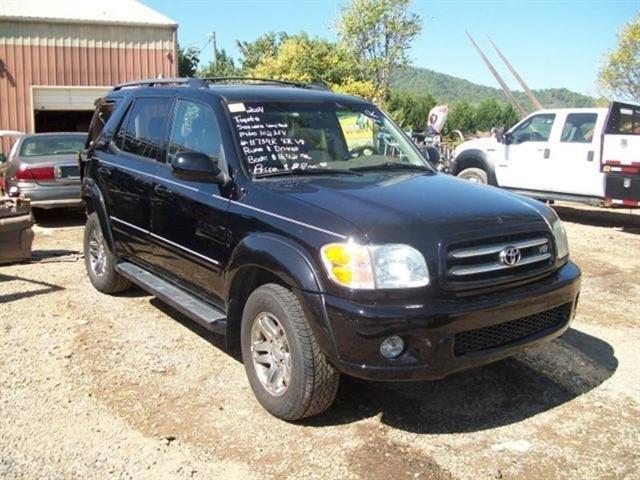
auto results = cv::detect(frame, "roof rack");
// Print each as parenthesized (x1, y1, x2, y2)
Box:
(202, 77, 331, 91)
(111, 77, 332, 92)
(112, 78, 208, 91)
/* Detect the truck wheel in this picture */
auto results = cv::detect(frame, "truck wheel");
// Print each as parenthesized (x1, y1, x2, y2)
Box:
(83, 213, 130, 294)
(457, 167, 488, 184)
(241, 283, 339, 420)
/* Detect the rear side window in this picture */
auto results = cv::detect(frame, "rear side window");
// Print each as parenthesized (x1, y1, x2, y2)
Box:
(605, 103, 640, 135)
(86, 100, 117, 148)
(560, 113, 598, 143)
(168, 99, 221, 159)
(116, 97, 173, 160)
(19, 136, 85, 157)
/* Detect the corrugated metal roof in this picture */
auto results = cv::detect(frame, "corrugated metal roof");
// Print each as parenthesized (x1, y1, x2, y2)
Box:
(0, 0, 177, 27)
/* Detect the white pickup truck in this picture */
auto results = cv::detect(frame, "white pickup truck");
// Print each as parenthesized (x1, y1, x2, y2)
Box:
(452, 101, 640, 207)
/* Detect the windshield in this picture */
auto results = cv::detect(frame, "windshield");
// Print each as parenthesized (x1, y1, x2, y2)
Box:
(19, 136, 85, 157)
(227, 101, 430, 177)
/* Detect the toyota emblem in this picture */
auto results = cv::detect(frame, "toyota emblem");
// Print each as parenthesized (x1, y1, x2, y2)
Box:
(500, 246, 521, 266)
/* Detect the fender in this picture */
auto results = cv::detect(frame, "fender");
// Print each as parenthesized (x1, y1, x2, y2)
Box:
(453, 149, 499, 186)
(224, 233, 339, 359)
(81, 178, 116, 253)
(225, 233, 324, 298)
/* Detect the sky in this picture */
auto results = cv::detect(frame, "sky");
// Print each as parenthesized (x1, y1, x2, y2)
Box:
(145, 0, 639, 97)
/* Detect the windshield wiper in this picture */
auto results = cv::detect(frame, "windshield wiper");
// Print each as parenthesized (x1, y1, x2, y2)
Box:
(256, 167, 361, 178)
(350, 162, 432, 173)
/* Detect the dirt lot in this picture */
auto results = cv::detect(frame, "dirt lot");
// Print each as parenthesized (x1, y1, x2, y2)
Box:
(1, 204, 639, 480)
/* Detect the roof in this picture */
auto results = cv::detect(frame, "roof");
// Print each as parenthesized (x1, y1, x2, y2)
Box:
(0, 0, 177, 28)
(108, 80, 371, 105)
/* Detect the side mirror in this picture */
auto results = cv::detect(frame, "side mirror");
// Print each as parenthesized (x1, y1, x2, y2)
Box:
(171, 151, 226, 184)
(0, 153, 6, 164)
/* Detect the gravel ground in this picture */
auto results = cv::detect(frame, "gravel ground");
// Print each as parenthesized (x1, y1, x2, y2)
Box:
(1, 204, 639, 480)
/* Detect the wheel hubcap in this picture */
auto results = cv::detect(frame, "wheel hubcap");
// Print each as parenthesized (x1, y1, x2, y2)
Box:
(250, 312, 291, 396)
(88, 226, 107, 278)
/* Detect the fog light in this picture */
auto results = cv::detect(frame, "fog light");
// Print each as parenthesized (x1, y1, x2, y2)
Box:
(380, 335, 404, 359)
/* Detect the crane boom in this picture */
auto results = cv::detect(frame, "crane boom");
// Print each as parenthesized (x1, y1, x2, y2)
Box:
(465, 31, 527, 117)
(488, 36, 543, 111)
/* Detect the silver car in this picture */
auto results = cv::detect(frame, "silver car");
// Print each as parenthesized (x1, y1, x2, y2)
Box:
(0, 132, 86, 209)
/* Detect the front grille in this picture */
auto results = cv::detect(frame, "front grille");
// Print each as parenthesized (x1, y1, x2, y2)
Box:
(453, 305, 569, 356)
(445, 231, 555, 291)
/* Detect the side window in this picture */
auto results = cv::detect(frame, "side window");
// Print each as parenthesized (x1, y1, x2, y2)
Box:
(115, 97, 173, 160)
(510, 114, 556, 144)
(169, 99, 221, 159)
(560, 113, 598, 143)
(86, 100, 117, 148)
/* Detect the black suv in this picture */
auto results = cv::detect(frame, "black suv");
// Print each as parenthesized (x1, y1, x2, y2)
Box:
(81, 78, 581, 420)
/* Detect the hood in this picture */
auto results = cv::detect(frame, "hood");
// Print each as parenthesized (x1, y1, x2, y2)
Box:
(455, 136, 499, 156)
(259, 172, 547, 243)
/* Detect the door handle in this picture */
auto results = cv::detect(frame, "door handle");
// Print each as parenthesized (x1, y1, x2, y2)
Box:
(154, 184, 172, 196)
(98, 166, 113, 177)
(543, 148, 550, 159)
(587, 151, 594, 162)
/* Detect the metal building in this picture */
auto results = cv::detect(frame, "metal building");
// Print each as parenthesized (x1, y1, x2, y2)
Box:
(0, 0, 177, 151)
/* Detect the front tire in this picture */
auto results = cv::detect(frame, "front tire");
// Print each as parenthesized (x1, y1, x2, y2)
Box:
(83, 213, 130, 294)
(241, 284, 339, 420)
(457, 167, 488, 184)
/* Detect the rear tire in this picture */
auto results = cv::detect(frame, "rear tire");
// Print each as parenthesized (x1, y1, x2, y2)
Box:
(457, 167, 488, 184)
(83, 213, 130, 294)
(241, 283, 339, 420)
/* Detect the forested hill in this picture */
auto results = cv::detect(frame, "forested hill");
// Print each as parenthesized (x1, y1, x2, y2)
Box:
(391, 67, 597, 110)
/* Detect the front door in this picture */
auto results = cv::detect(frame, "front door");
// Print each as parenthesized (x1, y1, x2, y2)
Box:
(97, 96, 173, 264)
(496, 112, 557, 192)
(150, 98, 230, 305)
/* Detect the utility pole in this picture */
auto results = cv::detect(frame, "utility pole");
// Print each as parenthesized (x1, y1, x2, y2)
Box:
(487, 36, 543, 111)
(209, 31, 217, 66)
(465, 31, 527, 117)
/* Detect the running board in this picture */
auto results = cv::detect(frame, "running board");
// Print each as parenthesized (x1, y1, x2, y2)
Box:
(116, 262, 226, 335)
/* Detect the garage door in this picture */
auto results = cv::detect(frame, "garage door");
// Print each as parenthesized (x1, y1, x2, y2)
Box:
(32, 86, 111, 111)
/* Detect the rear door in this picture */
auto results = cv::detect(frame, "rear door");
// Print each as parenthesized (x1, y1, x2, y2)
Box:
(548, 110, 605, 197)
(95, 95, 173, 264)
(149, 97, 230, 304)
(602, 102, 640, 204)
(497, 112, 557, 191)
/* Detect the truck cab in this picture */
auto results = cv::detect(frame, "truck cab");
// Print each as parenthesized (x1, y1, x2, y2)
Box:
(453, 102, 640, 207)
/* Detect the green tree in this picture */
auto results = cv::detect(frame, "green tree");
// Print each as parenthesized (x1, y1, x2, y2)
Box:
(237, 32, 289, 72)
(386, 90, 436, 130)
(446, 101, 477, 134)
(178, 47, 200, 77)
(337, 0, 422, 100)
(599, 14, 640, 102)
(199, 48, 239, 78)
(474, 98, 503, 131)
(247, 33, 377, 99)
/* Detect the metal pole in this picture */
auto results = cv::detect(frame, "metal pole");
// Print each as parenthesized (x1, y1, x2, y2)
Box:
(488, 36, 543, 111)
(465, 31, 527, 117)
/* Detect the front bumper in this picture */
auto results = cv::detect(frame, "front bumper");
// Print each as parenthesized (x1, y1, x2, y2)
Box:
(304, 261, 581, 381)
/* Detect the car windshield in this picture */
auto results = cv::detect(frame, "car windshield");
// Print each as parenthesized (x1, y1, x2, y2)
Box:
(227, 101, 430, 178)
(19, 136, 85, 157)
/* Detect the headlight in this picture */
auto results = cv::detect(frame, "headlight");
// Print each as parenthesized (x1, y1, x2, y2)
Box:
(545, 209, 569, 260)
(320, 242, 429, 289)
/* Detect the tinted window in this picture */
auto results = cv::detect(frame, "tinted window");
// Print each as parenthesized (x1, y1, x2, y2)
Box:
(169, 100, 221, 159)
(87, 100, 117, 148)
(19, 136, 85, 157)
(605, 103, 640, 135)
(560, 113, 598, 143)
(510, 114, 555, 144)
(116, 97, 172, 160)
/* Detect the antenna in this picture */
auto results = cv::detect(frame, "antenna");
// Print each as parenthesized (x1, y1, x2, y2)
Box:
(465, 31, 527, 117)
(487, 36, 543, 111)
